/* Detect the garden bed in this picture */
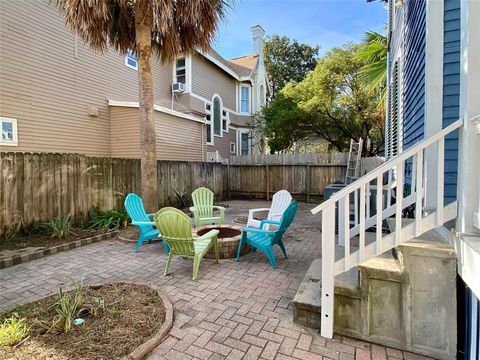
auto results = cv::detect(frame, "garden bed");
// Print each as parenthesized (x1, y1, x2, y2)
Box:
(0, 283, 169, 360)
(0, 231, 118, 269)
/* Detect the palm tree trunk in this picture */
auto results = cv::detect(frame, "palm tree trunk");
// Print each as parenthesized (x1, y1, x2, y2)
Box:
(135, 2, 158, 211)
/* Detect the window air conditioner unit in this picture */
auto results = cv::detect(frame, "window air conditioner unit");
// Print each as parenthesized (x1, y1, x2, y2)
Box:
(172, 82, 185, 93)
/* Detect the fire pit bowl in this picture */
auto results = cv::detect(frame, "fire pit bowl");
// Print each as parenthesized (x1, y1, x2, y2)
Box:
(192, 224, 249, 259)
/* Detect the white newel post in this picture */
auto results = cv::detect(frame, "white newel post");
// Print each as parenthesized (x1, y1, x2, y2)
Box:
(457, 0, 480, 234)
(424, 0, 444, 213)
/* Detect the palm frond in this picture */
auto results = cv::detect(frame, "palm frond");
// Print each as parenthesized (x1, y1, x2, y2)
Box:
(55, 0, 233, 62)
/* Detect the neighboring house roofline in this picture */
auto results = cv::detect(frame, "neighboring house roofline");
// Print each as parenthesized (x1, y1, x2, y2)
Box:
(197, 49, 253, 82)
(108, 100, 205, 124)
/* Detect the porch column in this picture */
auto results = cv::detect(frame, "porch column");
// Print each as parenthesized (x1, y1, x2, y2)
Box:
(457, 0, 480, 234)
(424, 0, 444, 211)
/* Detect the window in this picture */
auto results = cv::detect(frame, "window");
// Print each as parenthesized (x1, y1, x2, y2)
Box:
(241, 132, 249, 155)
(230, 142, 236, 154)
(1, 117, 18, 146)
(222, 110, 228, 132)
(176, 57, 186, 84)
(125, 50, 137, 70)
(241, 86, 250, 113)
(213, 96, 221, 136)
(205, 114, 213, 144)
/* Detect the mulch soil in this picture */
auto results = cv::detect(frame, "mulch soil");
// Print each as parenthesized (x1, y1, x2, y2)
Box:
(0, 283, 166, 360)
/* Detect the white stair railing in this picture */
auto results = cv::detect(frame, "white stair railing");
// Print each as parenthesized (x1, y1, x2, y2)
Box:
(311, 118, 463, 339)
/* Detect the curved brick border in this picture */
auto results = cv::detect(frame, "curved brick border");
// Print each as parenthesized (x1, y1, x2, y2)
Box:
(125, 282, 174, 360)
(0, 231, 119, 269)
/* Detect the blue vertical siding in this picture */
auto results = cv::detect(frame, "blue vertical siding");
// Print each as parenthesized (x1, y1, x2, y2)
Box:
(443, 0, 461, 204)
(402, 0, 426, 190)
(402, 0, 426, 150)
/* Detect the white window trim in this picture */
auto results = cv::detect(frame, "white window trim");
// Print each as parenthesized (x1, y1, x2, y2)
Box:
(240, 85, 251, 114)
(230, 142, 236, 154)
(125, 51, 138, 71)
(0, 117, 18, 146)
(238, 129, 250, 156)
(204, 102, 214, 145)
(174, 56, 187, 85)
(212, 94, 224, 138)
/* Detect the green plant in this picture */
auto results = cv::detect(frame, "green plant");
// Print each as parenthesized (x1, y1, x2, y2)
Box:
(0, 316, 30, 347)
(42, 215, 75, 239)
(50, 277, 84, 334)
(173, 189, 193, 209)
(88, 210, 129, 231)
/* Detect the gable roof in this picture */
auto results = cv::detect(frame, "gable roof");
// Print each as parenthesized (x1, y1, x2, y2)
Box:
(198, 48, 258, 80)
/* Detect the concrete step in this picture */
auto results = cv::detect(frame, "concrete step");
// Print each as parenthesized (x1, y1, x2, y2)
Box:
(292, 258, 361, 329)
(292, 226, 457, 360)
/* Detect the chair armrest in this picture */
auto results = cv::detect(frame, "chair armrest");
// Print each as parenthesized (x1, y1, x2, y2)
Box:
(259, 220, 281, 230)
(212, 205, 225, 211)
(242, 227, 275, 235)
(194, 229, 220, 241)
(189, 207, 196, 212)
(132, 221, 156, 226)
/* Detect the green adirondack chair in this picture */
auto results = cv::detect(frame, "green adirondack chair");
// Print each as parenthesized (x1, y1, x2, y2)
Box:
(236, 201, 298, 268)
(154, 207, 219, 280)
(189, 187, 225, 227)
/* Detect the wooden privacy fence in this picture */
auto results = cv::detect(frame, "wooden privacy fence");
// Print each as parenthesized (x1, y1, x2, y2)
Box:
(227, 164, 346, 202)
(0, 153, 225, 237)
(0, 152, 383, 237)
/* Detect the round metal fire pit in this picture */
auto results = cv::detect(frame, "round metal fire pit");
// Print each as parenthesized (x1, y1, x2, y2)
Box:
(192, 224, 249, 259)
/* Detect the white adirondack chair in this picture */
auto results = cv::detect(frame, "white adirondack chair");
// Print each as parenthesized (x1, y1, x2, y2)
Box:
(247, 190, 292, 230)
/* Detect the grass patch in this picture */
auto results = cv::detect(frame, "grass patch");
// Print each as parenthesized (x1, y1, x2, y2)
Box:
(0, 283, 166, 360)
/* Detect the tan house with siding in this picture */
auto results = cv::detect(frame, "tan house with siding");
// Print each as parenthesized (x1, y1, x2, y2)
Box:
(0, 0, 269, 162)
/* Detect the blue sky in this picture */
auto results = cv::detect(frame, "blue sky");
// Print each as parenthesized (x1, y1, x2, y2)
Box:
(213, 0, 387, 59)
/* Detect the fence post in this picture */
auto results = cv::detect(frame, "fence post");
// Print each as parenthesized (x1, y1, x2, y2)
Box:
(306, 165, 311, 202)
(266, 164, 270, 200)
(227, 164, 231, 200)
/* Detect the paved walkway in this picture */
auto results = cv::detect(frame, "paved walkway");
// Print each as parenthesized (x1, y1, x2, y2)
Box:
(0, 201, 428, 360)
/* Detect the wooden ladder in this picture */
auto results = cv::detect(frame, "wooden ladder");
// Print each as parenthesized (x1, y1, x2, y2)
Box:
(345, 138, 363, 184)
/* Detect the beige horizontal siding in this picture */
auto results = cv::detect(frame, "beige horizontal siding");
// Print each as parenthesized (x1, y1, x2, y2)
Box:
(207, 129, 237, 159)
(0, 0, 172, 156)
(110, 107, 205, 161)
(191, 53, 237, 110)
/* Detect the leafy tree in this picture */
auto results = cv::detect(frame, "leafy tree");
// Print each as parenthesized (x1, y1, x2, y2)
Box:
(56, 0, 230, 210)
(356, 31, 388, 109)
(264, 35, 320, 99)
(259, 44, 385, 156)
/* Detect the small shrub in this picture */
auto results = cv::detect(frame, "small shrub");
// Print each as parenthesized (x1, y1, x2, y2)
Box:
(0, 316, 30, 347)
(42, 215, 75, 239)
(173, 189, 193, 209)
(50, 277, 84, 334)
(88, 210, 129, 231)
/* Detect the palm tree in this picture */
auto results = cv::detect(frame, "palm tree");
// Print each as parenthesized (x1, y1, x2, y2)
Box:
(357, 30, 387, 109)
(55, 0, 230, 211)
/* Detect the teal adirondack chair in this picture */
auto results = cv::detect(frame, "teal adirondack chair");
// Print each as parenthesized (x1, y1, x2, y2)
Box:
(189, 187, 225, 227)
(154, 207, 219, 280)
(236, 201, 298, 268)
(124, 193, 170, 253)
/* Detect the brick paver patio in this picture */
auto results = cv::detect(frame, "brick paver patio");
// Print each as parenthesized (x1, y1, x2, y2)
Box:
(0, 200, 430, 360)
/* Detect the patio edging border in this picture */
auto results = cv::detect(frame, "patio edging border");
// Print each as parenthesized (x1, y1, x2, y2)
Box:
(0, 231, 119, 269)
(125, 282, 174, 360)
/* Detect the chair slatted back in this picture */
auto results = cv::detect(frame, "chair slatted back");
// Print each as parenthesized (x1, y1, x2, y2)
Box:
(268, 190, 293, 222)
(155, 207, 195, 255)
(271, 201, 298, 244)
(125, 193, 154, 234)
(191, 187, 215, 219)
